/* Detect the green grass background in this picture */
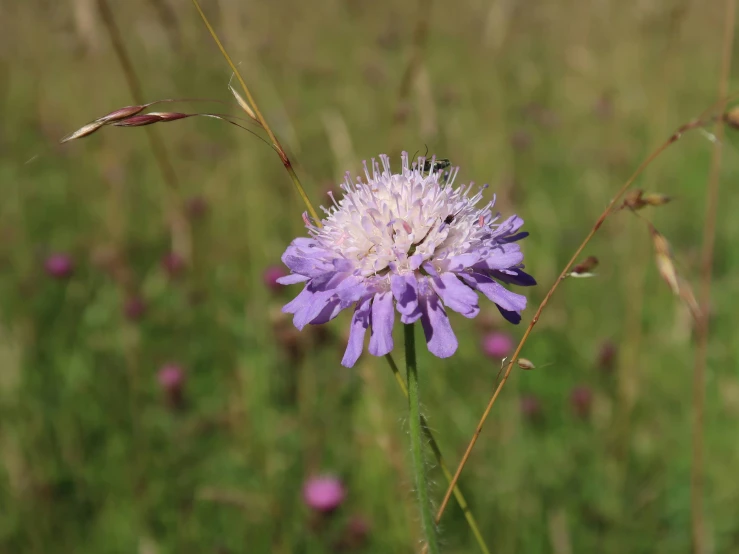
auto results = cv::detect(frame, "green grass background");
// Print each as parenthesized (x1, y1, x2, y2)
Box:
(2, 0, 739, 552)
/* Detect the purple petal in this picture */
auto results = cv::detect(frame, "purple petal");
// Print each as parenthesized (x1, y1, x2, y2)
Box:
(491, 268, 537, 287)
(473, 245, 524, 271)
(391, 273, 420, 322)
(310, 297, 350, 325)
(277, 273, 309, 285)
(283, 285, 315, 315)
(497, 304, 522, 324)
(342, 296, 373, 367)
(293, 290, 337, 329)
(369, 291, 395, 356)
(419, 290, 458, 358)
(460, 273, 527, 313)
(430, 272, 479, 318)
(446, 252, 481, 271)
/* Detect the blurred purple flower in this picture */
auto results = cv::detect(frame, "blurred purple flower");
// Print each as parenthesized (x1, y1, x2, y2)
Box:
(279, 153, 535, 367)
(570, 385, 593, 418)
(520, 394, 541, 420)
(597, 340, 617, 372)
(185, 195, 209, 220)
(263, 265, 288, 292)
(481, 331, 514, 359)
(158, 364, 185, 408)
(161, 252, 186, 277)
(303, 475, 345, 512)
(123, 295, 147, 321)
(45, 253, 74, 279)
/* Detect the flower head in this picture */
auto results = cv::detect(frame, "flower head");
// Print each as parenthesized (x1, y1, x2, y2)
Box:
(481, 331, 514, 359)
(158, 363, 185, 408)
(45, 253, 74, 279)
(279, 153, 535, 367)
(303, 475, 345, 512)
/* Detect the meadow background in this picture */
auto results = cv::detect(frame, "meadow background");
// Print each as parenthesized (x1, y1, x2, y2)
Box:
(2, 0, 739, 552)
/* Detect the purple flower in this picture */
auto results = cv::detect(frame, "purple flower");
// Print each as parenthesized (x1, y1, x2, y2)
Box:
(570, 385, 593, 418)
(263, 265, 288, 292)
(481, 331, 514, 359)
(303, 475, 345, 512)
(279, 153, 535, 367)
(123, 295, 147, 321)
(158, 364, 185, 408)
(185, 195, 209, 220)
(161, 252, 186, 277)
(520, 394, 541, 420)
(45, 253, 74, 279)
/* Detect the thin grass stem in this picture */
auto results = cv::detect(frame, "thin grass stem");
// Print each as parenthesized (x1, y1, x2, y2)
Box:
(190, 0, 320, 224)
(691, 3, 735, 553)
(434, 117, 709, 523)
(97, 0, 190, 259)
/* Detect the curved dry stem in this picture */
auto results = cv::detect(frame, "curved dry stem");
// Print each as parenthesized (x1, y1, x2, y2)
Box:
(434, 117, 709, 523)
(190, 0, 320, 224)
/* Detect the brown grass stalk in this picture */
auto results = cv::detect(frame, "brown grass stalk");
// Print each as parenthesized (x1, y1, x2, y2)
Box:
(96, 0, 191, 261)
(434, 117, 709, 523)
(691, 2, 735, 553)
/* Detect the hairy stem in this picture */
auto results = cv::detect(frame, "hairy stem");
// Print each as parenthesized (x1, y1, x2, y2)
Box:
(404, 323, 439, 554)
(692, 2, 735, 553)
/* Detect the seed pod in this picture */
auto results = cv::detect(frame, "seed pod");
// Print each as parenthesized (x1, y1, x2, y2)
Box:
(229, 84, 257, 121)
(569, 255, 599, 278)
(96, 104, 148, 124)
(723, 106, 739, 129)
(621, 189, 646, 210)
(59, 120, 105, 143)
(648, 223, 680, 295)
(517, 358, 536, 370)
(643, 194, 672, 207)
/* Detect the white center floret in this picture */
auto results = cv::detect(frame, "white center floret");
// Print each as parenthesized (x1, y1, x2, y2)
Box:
(307, 152, 498, 277)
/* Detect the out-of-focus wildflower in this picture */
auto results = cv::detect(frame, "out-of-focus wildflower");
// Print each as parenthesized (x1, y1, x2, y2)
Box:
(45, 253, 74, 279)
(481, 331, 514, 359)
(303, 475, 345, 513)
(161, 252, 186, 278)
(520, 394, 541, 421)
(570, 385, 593, 418)
(334, 515, 371, 551)
(597, 340, 617, 372)
(279, 153, 535, 367)
(263, 265, 288, 292)
(123, 295, 147, 321)
(185, 195, 209, 220)
(158, 364, 185, 408)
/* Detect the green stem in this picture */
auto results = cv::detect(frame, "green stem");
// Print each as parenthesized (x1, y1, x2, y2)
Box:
(405, 323, 440, 554)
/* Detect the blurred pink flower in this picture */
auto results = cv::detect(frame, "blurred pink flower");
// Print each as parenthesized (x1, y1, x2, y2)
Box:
(123, 295, 147, 321)
(45, 253, 74, 279)
(570, 385, 593, 418)
(303, 475, 345, 512)
(520, 394, 541, 420)
(158, 364, 185, 408)
(481, 331, 514, 359)
(185, 195, 209, 220)
(263, 265, 288, 292)
(597, 340, 617, 372)
(161, 252, 186, 278)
